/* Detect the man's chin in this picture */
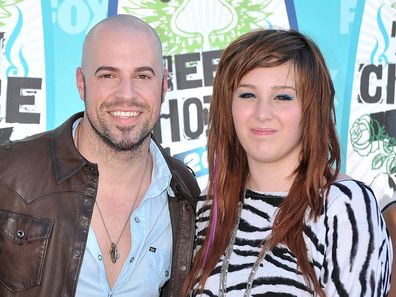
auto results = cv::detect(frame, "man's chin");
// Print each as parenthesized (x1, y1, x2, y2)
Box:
(103, 134, 151, 152)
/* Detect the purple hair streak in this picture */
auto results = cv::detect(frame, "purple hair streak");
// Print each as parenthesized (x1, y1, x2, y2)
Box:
(201, 155, 218, 267)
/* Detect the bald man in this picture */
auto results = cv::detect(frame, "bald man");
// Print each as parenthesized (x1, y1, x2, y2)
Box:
(0, 15, 199, 297)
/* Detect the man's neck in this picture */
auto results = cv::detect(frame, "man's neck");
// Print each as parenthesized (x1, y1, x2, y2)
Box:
(74, 119, 152, 184)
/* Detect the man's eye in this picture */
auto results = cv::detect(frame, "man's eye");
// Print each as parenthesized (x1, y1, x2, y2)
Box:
(275, 94, 294, 101)
(137, 74, 150, 79)
(100, 74, 115, 78)
(239, 92, 256, 99)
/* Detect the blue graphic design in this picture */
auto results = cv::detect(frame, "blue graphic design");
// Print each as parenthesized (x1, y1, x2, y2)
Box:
(174, 146, 208, 177)
(5, 7, 28, 77)
(285, 0, 298, 30)
(370, 4, 389, 64)
(42, 0, 107, 129)
(107, 0, 117, 16)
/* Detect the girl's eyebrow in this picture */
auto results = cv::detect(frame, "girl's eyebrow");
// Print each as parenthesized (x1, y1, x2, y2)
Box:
(237, 84, 296, 91)
(237, 83, 255, 89)
(272, 85, 296, 91)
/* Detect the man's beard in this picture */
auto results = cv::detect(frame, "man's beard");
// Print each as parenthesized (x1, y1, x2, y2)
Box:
(86, 112, 153, 152)
(86, 113, 152, 152)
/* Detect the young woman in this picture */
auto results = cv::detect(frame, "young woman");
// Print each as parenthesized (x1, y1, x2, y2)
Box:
(183, 29, 392, 296)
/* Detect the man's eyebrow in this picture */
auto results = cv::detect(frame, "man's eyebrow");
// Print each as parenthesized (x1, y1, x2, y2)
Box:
(94, 66, 156, 76)
(95, 66, 118, 75)
(135, 66, 155, 76)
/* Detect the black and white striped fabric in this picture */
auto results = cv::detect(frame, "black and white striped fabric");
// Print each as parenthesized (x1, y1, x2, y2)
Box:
(193, 179, 392, 296)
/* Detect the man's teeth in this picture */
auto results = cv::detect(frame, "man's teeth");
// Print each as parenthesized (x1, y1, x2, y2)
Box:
(111, 111, 139, 117)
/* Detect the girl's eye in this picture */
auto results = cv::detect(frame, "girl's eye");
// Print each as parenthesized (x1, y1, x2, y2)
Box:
(275, 94, 294, 101)
(239, 92, 256, 99)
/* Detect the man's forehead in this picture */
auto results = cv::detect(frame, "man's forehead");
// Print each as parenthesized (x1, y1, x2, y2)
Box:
(82, 23, 162, 71)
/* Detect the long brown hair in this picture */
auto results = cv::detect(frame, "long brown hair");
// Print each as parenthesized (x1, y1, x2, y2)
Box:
(183, 29, 340, 296)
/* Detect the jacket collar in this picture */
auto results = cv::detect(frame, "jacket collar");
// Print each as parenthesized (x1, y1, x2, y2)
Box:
(50, 112, 89, 184)
(50, 112, 197, 206)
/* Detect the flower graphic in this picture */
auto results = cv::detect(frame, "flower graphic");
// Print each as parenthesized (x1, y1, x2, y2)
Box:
(350, 114, 396, 175)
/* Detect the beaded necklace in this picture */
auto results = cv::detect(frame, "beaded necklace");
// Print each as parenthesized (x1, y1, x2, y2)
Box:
(219, 196, 270, 297)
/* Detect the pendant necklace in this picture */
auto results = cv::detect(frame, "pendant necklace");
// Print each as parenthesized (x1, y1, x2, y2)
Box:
(219, 192, 270, 297)
(74, 122, 149, 264)
(95, 152, 148, 264)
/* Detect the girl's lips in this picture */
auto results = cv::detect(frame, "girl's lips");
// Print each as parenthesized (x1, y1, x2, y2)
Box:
(251, 128, 277, 135)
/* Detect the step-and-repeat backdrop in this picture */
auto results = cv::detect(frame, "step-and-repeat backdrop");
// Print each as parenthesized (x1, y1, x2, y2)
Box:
(0, 0, 395, 204)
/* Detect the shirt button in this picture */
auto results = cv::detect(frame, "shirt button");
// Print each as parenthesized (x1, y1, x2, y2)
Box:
(134, 217, 140, 223)
(87, 188, 95, 196)
(16, 230, 25, 239)
(130, 256, 135, 263)
(179, 264, 187, 272)
(165, 270, 169, 277)
(98, 255, 103, 261)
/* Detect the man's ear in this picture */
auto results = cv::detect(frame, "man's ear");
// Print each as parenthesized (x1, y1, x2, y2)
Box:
(161, 69, 169, 103)
(76, 67, 85, 101)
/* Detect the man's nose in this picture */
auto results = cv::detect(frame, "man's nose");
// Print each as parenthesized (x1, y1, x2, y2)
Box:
(114, 78, 137, 99)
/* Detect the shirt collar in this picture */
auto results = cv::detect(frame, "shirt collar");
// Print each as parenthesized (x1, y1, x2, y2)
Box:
(145, 139, 172, 200)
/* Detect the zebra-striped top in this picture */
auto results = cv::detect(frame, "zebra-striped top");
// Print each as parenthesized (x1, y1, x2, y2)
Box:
(193, 179, 392, 296)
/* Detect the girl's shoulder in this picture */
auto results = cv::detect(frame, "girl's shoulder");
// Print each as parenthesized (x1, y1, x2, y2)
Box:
(325, 177, 378, 214)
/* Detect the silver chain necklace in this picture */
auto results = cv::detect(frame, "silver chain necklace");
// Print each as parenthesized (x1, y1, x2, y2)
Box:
(94, 153, 148, 264)
(219, 196, 270, 297)
(74, 121, 148, 264)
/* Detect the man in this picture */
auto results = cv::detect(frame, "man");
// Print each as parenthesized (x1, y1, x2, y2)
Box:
(0, 15, 199, 297)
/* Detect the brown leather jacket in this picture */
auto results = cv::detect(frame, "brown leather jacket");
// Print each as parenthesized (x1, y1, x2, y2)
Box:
(0, 112, 200, 297)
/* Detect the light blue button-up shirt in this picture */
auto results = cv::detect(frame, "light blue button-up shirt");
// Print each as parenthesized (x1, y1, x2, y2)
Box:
(75, 138, 172, 297)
